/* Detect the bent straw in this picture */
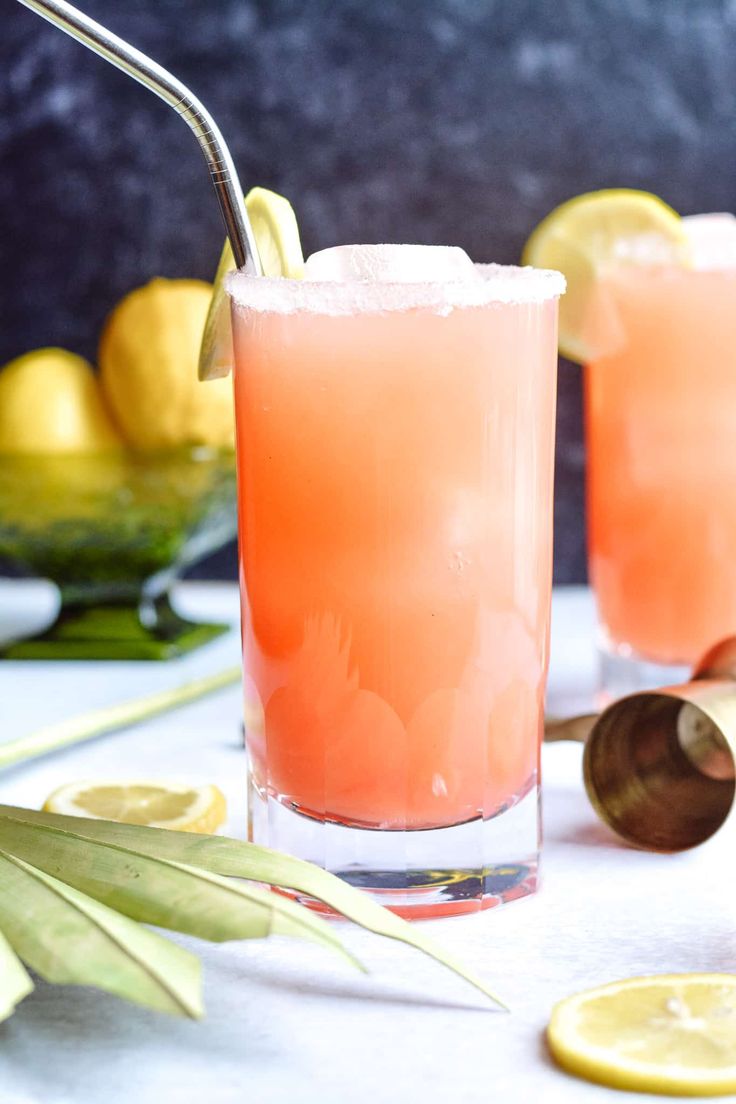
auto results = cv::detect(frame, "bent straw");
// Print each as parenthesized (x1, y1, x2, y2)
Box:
(17, 0, 262, 275)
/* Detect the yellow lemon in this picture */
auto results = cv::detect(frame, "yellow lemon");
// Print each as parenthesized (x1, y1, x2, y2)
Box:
(43, 779, 227, 834)
(199, 186, 304, 380)
(522, 189, 689, 362)
(99, 278, 234, 449)
(0, 348, 122, 454)
(548, 974, 736, 1096)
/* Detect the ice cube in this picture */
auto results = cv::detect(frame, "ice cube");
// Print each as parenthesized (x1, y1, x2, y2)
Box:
(303, 244, 479, 283)
(682, 213, 736, 270)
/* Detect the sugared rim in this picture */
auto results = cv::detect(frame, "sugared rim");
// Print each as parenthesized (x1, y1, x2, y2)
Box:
(226, 263, 565, 316)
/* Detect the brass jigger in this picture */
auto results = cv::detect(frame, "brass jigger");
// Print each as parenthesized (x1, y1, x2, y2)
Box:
(544, 638, 736, 851)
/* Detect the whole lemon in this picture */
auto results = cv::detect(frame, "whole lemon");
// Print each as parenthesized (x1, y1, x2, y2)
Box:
(0, 348, 122, 453)
(99, 278, 234, 450)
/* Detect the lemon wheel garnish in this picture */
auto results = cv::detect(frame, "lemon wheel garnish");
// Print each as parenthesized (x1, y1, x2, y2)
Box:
(522, 189, 689, 363)
(199, 186, 304, 380)
(43, 780, 227, 834)
(245, 186, 305, 280)
(548, 974, 736, 1097)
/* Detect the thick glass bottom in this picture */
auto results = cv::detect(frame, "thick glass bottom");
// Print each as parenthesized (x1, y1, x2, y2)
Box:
(598, 640, 690, 706)
(248, 769, 540, 919)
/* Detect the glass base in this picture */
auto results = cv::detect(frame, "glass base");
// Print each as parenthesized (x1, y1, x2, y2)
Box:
(598, 644, 690, 706)
(0, 591, 228, 661)
(248, 773, 540, 919)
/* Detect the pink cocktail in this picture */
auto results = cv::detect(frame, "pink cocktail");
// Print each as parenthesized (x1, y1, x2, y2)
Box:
(227, 248, 563, 915)
(586, 216, 736, 694)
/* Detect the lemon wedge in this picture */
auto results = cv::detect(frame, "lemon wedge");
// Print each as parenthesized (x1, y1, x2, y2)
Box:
(199, 186, 304, 380)
(43, 780, 227, 834)
(548, 974, 736, 1096)
(522, 189, 689, 362)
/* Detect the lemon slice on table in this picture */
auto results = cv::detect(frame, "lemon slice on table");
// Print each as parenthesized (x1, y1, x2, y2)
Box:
(548, 974, 736, 1096)
(522, 189, 689, 363)
(199, 186, 304, 380)
(43, 780, 227, 834)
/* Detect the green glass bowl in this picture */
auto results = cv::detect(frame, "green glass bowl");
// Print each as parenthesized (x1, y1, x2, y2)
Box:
(0, 448, 237, 659)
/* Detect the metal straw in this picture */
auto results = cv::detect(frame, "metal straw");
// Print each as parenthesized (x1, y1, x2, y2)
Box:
(17, 0, 262, 275)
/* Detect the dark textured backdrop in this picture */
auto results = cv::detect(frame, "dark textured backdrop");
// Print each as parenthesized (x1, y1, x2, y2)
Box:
(3, 0, 736, 583)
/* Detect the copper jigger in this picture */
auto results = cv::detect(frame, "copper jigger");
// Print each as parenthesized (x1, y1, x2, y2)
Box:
(544, 638, 736, 851)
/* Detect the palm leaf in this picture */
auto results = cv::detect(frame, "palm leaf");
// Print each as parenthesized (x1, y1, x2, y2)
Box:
(0, 849, 202, 1018)
(0, 805, 505, 1008)
(0, 928, 34, 1022)
(0, 811, 362, 972)
(0, 668, 241, 771)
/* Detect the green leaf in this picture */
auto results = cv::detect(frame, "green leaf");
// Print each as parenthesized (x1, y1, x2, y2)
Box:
(0, 806, 505, 1008)
(0, 849, 202, 1019)
(0, 811, 362, 973)
(0, 928, 34, 1022)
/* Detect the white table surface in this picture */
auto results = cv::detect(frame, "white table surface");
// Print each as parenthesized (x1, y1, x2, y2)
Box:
(1, 580, 734, 1104)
